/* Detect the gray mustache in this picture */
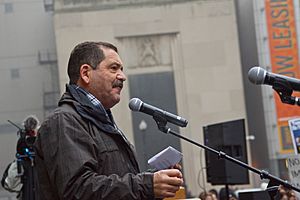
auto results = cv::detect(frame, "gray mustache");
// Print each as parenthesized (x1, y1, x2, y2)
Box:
(113, 81, 123, 88)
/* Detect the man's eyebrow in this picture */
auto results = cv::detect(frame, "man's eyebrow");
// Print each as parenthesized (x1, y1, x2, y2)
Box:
(109, 62, 124, 69)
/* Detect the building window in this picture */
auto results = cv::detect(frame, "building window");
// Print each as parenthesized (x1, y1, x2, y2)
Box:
(10, 68, 20, 79)
(4, 2, 13, 13)
(44, 0, 54, 12)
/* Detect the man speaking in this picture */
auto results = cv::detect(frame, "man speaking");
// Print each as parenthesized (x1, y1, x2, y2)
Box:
(34, 41, 183, 200)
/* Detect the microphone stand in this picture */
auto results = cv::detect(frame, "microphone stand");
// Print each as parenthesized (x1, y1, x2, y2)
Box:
(151, 111, 300, 200)
(272, 76, 300, 106)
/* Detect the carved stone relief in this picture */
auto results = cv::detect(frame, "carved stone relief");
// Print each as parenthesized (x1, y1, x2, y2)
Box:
(139, 37, 158, 67)
(118, 34, 174, 69)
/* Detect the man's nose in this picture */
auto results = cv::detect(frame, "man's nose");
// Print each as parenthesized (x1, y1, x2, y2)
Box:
(117, 70, 126, 81)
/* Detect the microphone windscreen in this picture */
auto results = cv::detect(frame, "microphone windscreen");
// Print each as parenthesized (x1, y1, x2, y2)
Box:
(129, 98, 142, 111)
(248, 66, 266, 84)
(23, 115, 39, 131)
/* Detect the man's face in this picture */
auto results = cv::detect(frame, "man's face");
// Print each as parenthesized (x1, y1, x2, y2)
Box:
(88, 47, 126, 109)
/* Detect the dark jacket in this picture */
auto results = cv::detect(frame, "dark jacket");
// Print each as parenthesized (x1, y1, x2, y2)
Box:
(34, 86, 154, 200)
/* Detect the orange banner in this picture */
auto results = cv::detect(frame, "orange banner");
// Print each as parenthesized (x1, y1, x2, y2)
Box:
(265, 0, 300, 154)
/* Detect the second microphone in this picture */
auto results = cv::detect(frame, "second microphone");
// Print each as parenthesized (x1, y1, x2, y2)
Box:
(129, 98, 188, 127)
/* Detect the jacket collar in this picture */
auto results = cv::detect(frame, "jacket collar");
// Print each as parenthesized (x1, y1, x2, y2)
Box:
(58, 84, 118, 134)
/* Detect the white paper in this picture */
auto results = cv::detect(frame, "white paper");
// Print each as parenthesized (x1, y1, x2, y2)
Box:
(148, 146, 183, 170)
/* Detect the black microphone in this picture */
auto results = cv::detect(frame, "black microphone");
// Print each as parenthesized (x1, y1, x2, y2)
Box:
(248, 66, 300, 91)
(129, 98, 188, 127)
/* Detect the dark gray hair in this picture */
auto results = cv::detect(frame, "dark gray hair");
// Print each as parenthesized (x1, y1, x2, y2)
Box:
(67, 41, 118, 84)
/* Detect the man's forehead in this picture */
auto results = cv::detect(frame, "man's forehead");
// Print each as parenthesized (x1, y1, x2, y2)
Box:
(102, 48, 123, 64)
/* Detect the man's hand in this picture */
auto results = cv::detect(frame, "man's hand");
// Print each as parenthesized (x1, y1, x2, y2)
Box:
(170, 163, 182, 170)
(153, 169, 183, 198)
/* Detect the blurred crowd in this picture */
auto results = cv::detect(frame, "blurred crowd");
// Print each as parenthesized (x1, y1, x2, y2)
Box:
(198, 186, 298, 200)
(199, 188, 237, 200)
(278, 185, 297, 200)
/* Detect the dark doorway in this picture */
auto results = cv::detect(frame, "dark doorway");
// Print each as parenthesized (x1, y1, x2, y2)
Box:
(129, 71, 182, 171)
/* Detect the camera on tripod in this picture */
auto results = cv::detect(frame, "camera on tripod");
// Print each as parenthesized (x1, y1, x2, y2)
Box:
(15, 116, 39, 169)
(1, 116, 39, 200)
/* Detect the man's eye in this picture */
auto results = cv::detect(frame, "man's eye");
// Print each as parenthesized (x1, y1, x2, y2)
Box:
(111, 66, 118, 70)
(111, 65, 123, 71)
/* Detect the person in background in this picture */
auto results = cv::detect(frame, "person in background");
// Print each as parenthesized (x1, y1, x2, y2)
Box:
(199, 191, 214, 200)
(2, 115, 39, 200)
(209, 188, 219, 200)
(278, 185, 297, 200)
(219, 187, 237, 200)
(34, 41, 183, 200)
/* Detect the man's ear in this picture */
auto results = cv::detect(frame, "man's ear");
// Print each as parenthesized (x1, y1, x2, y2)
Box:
(79, 64, 92, 84)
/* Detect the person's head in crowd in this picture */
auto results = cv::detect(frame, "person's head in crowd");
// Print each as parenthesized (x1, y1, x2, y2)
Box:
(219, 187, 237, 200)
(278, 185, 296, 200)
(199, 191, 214, 200)
(209, 188, 219, 200)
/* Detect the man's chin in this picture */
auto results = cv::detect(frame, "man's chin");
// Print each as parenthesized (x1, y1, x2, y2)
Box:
(109, 95, 121, 107)
(114, 97, 121, 104)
